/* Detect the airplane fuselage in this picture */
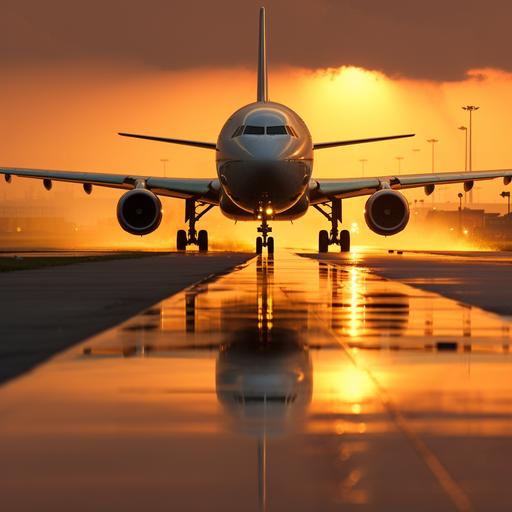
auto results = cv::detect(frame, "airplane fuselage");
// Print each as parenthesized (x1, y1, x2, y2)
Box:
(216, 101, 313, 220)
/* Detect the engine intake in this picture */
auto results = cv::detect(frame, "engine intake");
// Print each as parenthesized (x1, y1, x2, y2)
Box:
(117, 189, 162, 235)
(365, 190, 409, 236)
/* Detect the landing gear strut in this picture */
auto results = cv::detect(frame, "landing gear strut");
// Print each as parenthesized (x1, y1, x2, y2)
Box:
(256, 213, 274, 255)
(313, 198, 350, 253)
(177, 199, 214, 252)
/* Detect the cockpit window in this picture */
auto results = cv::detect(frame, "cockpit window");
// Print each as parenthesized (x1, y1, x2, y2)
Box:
(266, 125, 288, 135)
(286, 126, 298, 137)
(231, 124, 298, 137)
(232, 126, 244, 138)
(244, 125, 265, 135)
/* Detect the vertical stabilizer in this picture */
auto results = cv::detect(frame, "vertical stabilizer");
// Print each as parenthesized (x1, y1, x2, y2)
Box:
(257, 7, 268, 102)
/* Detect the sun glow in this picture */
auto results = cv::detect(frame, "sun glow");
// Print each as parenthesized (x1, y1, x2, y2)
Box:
(316, 66, 390, 101)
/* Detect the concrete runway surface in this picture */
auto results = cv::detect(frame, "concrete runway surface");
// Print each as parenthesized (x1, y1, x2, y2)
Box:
(2, 250, 512, 511)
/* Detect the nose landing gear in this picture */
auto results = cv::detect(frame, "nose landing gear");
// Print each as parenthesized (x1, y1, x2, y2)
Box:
(256, 205, 274, 254)
(256, 219, 274, 255)
(313, 198, 350, 253)
(176, 199, 214, 252)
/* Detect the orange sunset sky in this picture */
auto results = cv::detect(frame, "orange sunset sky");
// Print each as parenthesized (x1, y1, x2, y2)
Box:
(2, 1, 512, 249)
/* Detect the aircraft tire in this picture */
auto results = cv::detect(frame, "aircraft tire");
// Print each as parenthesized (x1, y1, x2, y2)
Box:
(256, 237, 263, 254)
(198, 230, 208, 252)
(319, 230, 329, 253)
(267, 237, 274, 254)
(340, 229, 350, 252)
(177, 230, 187, 251)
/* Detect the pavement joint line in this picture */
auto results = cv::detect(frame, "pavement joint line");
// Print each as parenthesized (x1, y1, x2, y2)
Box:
(290, 254, 474, 512)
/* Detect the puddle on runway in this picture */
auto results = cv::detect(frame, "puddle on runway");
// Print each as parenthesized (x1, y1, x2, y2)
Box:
(2, 253, 512, 511)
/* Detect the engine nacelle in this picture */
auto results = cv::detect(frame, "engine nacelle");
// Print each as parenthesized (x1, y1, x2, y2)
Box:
(117, 189, 162, 235)
(364, 189, 409, 236)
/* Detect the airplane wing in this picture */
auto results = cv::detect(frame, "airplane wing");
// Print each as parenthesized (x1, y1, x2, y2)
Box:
(310, 169, 512, 203)
(313, 133, 414, 150)
(0, 167, 219, 202)
(118, 132, 217, 150)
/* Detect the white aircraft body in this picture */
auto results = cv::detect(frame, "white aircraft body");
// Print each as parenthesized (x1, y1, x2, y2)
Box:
(2, 7, 512, 253)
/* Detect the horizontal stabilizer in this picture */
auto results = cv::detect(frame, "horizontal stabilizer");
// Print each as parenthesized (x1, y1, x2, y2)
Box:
(313, 133, 414, 150)
(119, 132, 217, 150)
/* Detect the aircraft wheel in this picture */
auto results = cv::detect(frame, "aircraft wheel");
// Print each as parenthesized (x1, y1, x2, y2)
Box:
(267, 237, 274, 254)
(177, 230, 187, 251)
(198, 230, 208, 252)
(340, 229, 350, 252)
(319, 230, 329, 253)
(256, 237, 263, 254)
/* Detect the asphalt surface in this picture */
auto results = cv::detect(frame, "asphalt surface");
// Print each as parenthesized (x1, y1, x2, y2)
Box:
(0, 252, 252, 384)
(307, 249, 512, 317)
(2, 250, 512, 510)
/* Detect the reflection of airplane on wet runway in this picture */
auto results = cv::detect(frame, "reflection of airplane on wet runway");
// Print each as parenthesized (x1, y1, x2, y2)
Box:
(83, 257, 312, 512)
(3, 8, 512, 255)
(83, 257, 313, 432)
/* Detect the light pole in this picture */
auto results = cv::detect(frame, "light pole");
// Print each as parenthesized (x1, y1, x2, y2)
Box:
(412, 148, 421, 168)
(501, 191, 511, 216)
(458, 126, 468, 172)
(458, 126, 468, 206)
(412, 150, 421, 197)
(359, 158, 367, 177)
(458, 126, 468, 205)
(160, 158, 169, 177)
(395, 156, 404, 175)
(426, 139, 438, 173)
(462, 105, 479, 204)
(427, 139, 438, 206)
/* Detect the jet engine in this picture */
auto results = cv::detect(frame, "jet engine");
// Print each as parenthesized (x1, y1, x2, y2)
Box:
(364, 189, 409, 236)
(117, 189, 162, 235)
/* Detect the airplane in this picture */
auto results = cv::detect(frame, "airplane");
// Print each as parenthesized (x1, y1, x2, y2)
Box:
(2, 7, 512, 255)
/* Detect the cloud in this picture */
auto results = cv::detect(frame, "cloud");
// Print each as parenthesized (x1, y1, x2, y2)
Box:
(1, 0, 511, 80)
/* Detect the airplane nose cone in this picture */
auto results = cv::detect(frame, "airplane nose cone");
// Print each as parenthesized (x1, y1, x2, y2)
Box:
(219, 160, 310, 213)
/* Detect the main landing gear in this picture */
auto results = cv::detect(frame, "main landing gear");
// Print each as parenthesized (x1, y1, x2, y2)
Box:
(176, 199, 214, 252)
(313, 198, 350, 253)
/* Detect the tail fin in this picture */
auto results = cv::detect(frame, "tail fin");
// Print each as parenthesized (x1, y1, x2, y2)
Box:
(257, 7, 268, 102)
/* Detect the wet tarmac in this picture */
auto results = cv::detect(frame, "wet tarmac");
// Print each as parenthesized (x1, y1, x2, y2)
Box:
(2, 251, 512, 511)
(310, 249, 512, 317)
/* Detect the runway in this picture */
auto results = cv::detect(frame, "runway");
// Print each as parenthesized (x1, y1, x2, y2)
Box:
(2, 250, 512, 511)
(0, 252, 251, 384)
